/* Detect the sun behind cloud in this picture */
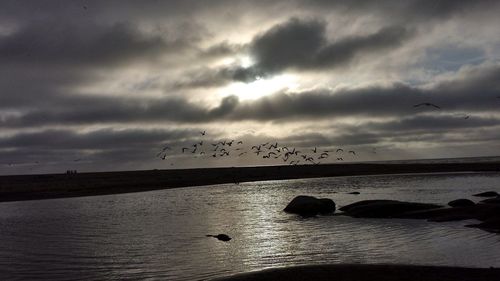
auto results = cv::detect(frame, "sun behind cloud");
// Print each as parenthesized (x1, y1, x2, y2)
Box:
(222, 74, 298, 100)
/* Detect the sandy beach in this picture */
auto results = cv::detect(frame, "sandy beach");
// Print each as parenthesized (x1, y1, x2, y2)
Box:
(0, 162, 499, 203)
(210, 264, 500, 281)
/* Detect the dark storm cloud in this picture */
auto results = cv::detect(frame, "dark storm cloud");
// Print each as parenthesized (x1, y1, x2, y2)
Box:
(249, 18, 412, 74)
(0, 21, 179, 67)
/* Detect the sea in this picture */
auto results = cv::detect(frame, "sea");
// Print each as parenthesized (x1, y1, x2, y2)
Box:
(0, 157, 499, 280)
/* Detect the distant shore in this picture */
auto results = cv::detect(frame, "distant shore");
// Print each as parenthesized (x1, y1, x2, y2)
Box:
(0, 162, 499, 203)
(210, 264, 500, 281)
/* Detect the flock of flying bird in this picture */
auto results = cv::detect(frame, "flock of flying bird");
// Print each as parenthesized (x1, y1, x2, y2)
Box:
(156, 130, 358, 166)
(3, 99, 496, 168)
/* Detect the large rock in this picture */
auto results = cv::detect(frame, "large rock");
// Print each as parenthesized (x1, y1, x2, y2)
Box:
(473, 191, 499, 197)
(340, 200, 442, 218)
(284, 195, 336, 217)
(448, 199, 475, 208)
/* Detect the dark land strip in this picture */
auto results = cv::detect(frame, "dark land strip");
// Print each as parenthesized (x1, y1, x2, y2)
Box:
(0, 162, 499, 203)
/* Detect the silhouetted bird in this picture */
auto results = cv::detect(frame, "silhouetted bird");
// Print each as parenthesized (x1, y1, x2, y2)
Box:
(348, 150, 356, 155)
(206, 234, 231, 242)
(413, 102, 441, 109)
(336, 148, 343, 153)
(200, 131, 206, 136)
(237, 141, 243, 144)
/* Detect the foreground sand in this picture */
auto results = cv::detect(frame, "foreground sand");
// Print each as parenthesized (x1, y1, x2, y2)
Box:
(0, 162, 498, 202)
(210, 264, 500, 281)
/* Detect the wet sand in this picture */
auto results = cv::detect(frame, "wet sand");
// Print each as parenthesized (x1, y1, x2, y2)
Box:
(210, 264, 500, 281)
(0, 162, 498, 203)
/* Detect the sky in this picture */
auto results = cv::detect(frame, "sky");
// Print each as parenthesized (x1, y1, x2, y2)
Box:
(1, 0, 500, 175)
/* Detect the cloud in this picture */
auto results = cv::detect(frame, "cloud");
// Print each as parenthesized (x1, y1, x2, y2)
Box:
(301, 0, 497, 22)
(0, 21, 179, 67)
(250, 18, 412, 74)
(179, 18, 413, 87)
(2, 63, 500, 128)
(0, 128, 197, 150)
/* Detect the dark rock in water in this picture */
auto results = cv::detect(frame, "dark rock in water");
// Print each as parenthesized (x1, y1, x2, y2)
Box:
(348, 191, 360, 195)
(466, 218, 500, 233)
(340, 200, 442, 218)
(284, 195, 336, 217)
(473, 191, 499, 197)
(448, 199, 475, 208)
(481, 197, 500, 204)
(318, 198, 336, 214)
(400, 204, 500, 222)
(339, 200, 400, 212)
(206, 234, 232, 241)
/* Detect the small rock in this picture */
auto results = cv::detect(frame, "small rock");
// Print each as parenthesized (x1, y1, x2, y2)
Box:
(448, 199, 475, 208)
(466, 218, 500, 233)
(473, 191, 499, 197)
(206, 234, 232, 241)
(481, 197, 500, 204)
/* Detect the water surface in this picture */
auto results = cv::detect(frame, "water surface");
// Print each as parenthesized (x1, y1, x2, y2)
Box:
(0, 172, 499, 280)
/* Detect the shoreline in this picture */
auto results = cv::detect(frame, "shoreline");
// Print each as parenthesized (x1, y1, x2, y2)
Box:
(209, 264, 500, 281)
(0, 162, 499, 203)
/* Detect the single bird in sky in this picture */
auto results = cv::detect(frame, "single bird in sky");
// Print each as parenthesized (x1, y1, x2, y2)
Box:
(413, 102, 441, 109)
(200, 130, 206, 136)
